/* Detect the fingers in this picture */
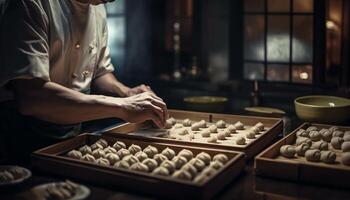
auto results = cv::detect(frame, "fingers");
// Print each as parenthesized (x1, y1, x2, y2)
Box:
(145, 106, 163, 128)
(147, 103, 165, 126)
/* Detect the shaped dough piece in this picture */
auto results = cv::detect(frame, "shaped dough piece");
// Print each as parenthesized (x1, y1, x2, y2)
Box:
(280, 145, 296, 158)
(320, 129, 333, 142)
(104, 146, 117, 154)
(153, 153, 168, 165)
(341, 141, 350, 152)
(222, 129, 231, 137)
(213, 154, 229, 164)
(172, 156, 188, 169)
(81, 154, 95, 163)
(198, 120, 207, 128)
(114, 160, 130, 169)
(152, 167, 170, 176)
(296, 129, 309, 138)
(122, 155, 139, 166)
(167, 117, 177, 126)
(296, 137, 312, 146)
(246, 131, 256, 139)
(250, 126, 260, 134)
(172, 170, 192, 181)
(344, 135, 350, 142)
(105, 153, 120, 165)
(0, 171, 14, 182)
(178, 149, 194, 161)
(91, 143, 104, 151)
(112, 141, 127, 151)
(194, 174, 208, 183)
(95, 139, 109, 148)
(135, 151, 148, 162)
(117, 149, 131, 159)
(79, 145, 92, 155)
(215, 120, 226, 128)
(196, 152, 211, 165)
(201, 167, 216, 177)
(341, 152, 350, 166)
(227, 125, 237, 134)
(210, 161, 224, 170)
(333, 130, 344, 138)
(171, 128, 189, 136)
(182, 119, 192, 127)
(143, 145, 159, 158)
(191, 123, 201, 131)
(174, 124, 184, 129)
(320, 151, 336, 164)
(309, 131, 322, 141)
(311, 141, 328, 151)
(254, 122, 264, 132)
(234, 121, 244, 130)
(161, 147, 176, 160)
(130, 163, 149, 173)
(142, 158, 158, 172)
(236, 137, 246, 145)
(189, 158, 206, 171)
(92, 149, 105, 159)
(295, 144, 310, 156)
(207, 136, 218, 143)
(160, 160, 176, 174)
(217, 132, 226, 140)
(305, 149, 321, 162)
(329, 126, 339, 132)
(209, 125, 218, 133)
(96, 158, 110, 166)
(200, 129, 211, 138)
(331, 137, 344, 149)
(67, 150, 82, 160)
(181, 163, 198, 177)
(128, 144, 142, 155)
(306, 126, 318, 132)
(164, 120, 173, 129)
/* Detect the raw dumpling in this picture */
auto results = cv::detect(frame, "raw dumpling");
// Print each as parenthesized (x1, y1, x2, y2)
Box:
(329, 126, 339, 132)
(250, 126, 260, 134)
(200, 129, 211, 138)
(178, 149, 194, 161)
(320, 129, 332, 142)
(143, 145, 159, 158)
(81, 154, 95, 163)
(172, 156, 188, 169)
(198, 120, 207, 128)
(296, 137, 312, 146)
(67, 150, 82, 159)
(90, 143, 104, 151)
(0, 171, 14, 182)
(306, 126, 318, 132)
(210, 161, 224, 170)
(173, 124, 184, 129)
(333, 130, 344, 138)
(320, 151, 336, 164)
(227, 125, 237, 134)
(122, 155, 139, 166)
(215, 120, 226, 128)
(114, 160, 130, 169)
(171, 128, 189, 136)
(217, 132, 226, 140)
(296, 129, 309, 138)
(311, 141, 328, 151)
(207, 136, 218, 143)
(135, 151, 148, 162)
(130, 163, 149, 173)
(234, 121, 244, 130)
(213, 154, 229, 164)
(305, 149, 321, 162)
(331, 137, 344, 149)
(209, 125, 218, 133)
(254, 122, 264, 132)
(201, 167, 216, 177)
(128, 144, 142, 155)
(92, 149, 105, 159)
(194, 174, 208, 183)
(341, 152, 350, 166)
(222, 129, 231, 137)
(160, 160, 176, 174)
(142, 158, 158, 172)
(181, 163, 198, 177)
(165, 118, 175, 129)
(167, 117, 177, 126)
(344, 134, 350, 142)
(280, 145, 296, 158)
(96, 158, 110, 166)
(8, 167, 26, 179)
(153, 153, 168, 165)
(295, 144, 310, 156)
(236, 137, 246, 145)
(112, 141, 126, 151)
(95, 139, 109, 148)
(79, 145, 92, 155)
(182, 119, 192, 127)
(104, 146, 117, 154)
(342, 141, 350, 152)
(161, 147, 176, 160)
(105, 153, 120, 165)
(309, 131, 322, 141)
(152, 167, 170, 176)
(191, 123, 201, 131)
(246, 131, 256, 139)
(117, 149, 131, 159)
(189, 158, 206, 171)
(172, 170, 192, 181)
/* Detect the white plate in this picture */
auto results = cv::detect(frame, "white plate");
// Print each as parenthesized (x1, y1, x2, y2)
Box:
(0, 165, 32, 186)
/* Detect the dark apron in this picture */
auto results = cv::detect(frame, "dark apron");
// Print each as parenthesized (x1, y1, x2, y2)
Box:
(0, 101, 81, 164)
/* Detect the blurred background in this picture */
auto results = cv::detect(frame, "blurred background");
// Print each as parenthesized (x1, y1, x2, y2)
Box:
(104, 0, 350, 115)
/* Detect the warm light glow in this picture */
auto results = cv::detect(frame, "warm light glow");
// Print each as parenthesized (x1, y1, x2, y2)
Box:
(300, 72, 309, 80)
(326, 20, 339, 31)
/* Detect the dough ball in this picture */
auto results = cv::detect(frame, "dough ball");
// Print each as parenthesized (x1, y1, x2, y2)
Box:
(193, 174, 208, 183)
(160, 160, 176, 174)
(254, 122, 265, 132)
(172, 128, 189, 136)
(191, 123, 201, 131)
(305, 149, 321, 162)
(250, 126, 260, 134)
(67, 150, 82, 160)
(329, 126, 339, 132)
(280, 145, 296, 158)
(198, 120, 207, 128)
(196, 152, 211, 165)
(209, 125, 218, 133)
(128, 144, 142, 155)
(295, 144, 310, 156)
(189, 158, 206, 171)
(215, 120, 226, 128)
(341, 141, 350, 152)
(341, 152, 350, 166)
(95, 139, 109, 148)
(217, 132, 226, 140)
(152, 167, 170, 176)
(201, 167, 216, 177)
(105, 153, 120, 165)
(164, 121, 173, 129)
(309, 131, 322, 141)
(112, 141, 126, 151)
(227, 125, 237, 134)
(200, 129, 211, 138)
(331, 137, 344, 149)
(161, 147, 176, 160)
(172, 156, 188, 169)
(122, 155, 139, 166)
(333, 130, 344, 138)
(130, 163, 149, 173)
(320, 129, 333, 142)
(0, 171, 14, 182)
(306, 126, 318, 132)
(296, 129, 309, 138)
(320, 151, 336, 164)
(92, 149, 105, 159)
(311, 141, 329, 151)
(296, 137, 312, 146)
(174, 124, 184, 129)
(234, 121, 244, 130)
(91, 143, 104, 151)
(213, 154, 229, 164)
(167, 117, 177, 126)
(236, 137, 246, 145)
(96, 158, 110, 166)
(207, 136, 218, 143)
(181, 163, 198, 177)
(178, 149, 194, 161)
(172, 170, 192, 181)
(81, 154, 95, 163)
(143, 145, 159, 158)
(153, 153, 168, 165)
(142, 158, 158, 172)
(345, 131, 350, 137)
(182, 119, 192, 127)
(222, 129, 231, 137)
(246, 131, 256, 139)
(210, 161, 224, 170)
(135, 151, 148, 162)
(104, 146, 117, 154)
(344, 135, 350, 142)
(117, 149, 131, 159)
(114, 160, 130, 169)
(79, 145, 92, 155)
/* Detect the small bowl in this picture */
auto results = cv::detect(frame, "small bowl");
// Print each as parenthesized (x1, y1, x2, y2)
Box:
(295, 95, 350, 123)
(184, 96, 228, 112)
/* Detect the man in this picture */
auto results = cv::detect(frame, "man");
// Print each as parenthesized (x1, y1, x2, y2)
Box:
(0, 0, 167, 162)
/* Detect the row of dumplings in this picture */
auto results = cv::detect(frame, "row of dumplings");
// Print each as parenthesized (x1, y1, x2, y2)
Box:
(66, 139, 230, 183)
(0, 167, 27, 182)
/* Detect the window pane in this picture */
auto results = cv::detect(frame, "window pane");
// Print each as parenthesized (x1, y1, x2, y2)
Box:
(245, 0, 265, 13)
(293, 16, 313, 63)
(106, 0, 125, 15)
(244, 15, 265, 61)
(294, 0, 313, 13)
(244, 63, 264, 80)
(267, 16, 290, 62)
(268, 0, 290, 13)
(107, 17, 126, 68)
(267, 64, 289, 81)
(292, 65, 313, 83)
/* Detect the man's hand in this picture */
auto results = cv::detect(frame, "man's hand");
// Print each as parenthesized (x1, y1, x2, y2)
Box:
(125, 84, 154, 97)
(120, 92, 168, 128)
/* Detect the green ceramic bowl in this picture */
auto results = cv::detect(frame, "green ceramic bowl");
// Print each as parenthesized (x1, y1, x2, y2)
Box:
(295, 95, 350, 123)
(184, 96, 228, 112)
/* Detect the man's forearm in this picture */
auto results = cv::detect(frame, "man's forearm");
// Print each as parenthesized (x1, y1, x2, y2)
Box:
(91, 73, 130, 97)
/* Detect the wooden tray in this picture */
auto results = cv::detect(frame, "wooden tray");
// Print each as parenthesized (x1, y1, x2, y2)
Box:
(32, 134, 246, 200)
(254, 123, 350, 188)
(107, 110, 283, 159)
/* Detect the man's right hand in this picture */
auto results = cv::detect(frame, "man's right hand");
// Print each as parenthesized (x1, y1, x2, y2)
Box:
(119, 92, 168, 128)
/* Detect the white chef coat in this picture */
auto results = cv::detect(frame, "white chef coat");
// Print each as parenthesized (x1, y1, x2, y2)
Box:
(0, 0, 115, 101)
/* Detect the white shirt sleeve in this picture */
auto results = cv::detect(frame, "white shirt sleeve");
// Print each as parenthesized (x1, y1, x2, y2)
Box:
(0, 0, 50, 88)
